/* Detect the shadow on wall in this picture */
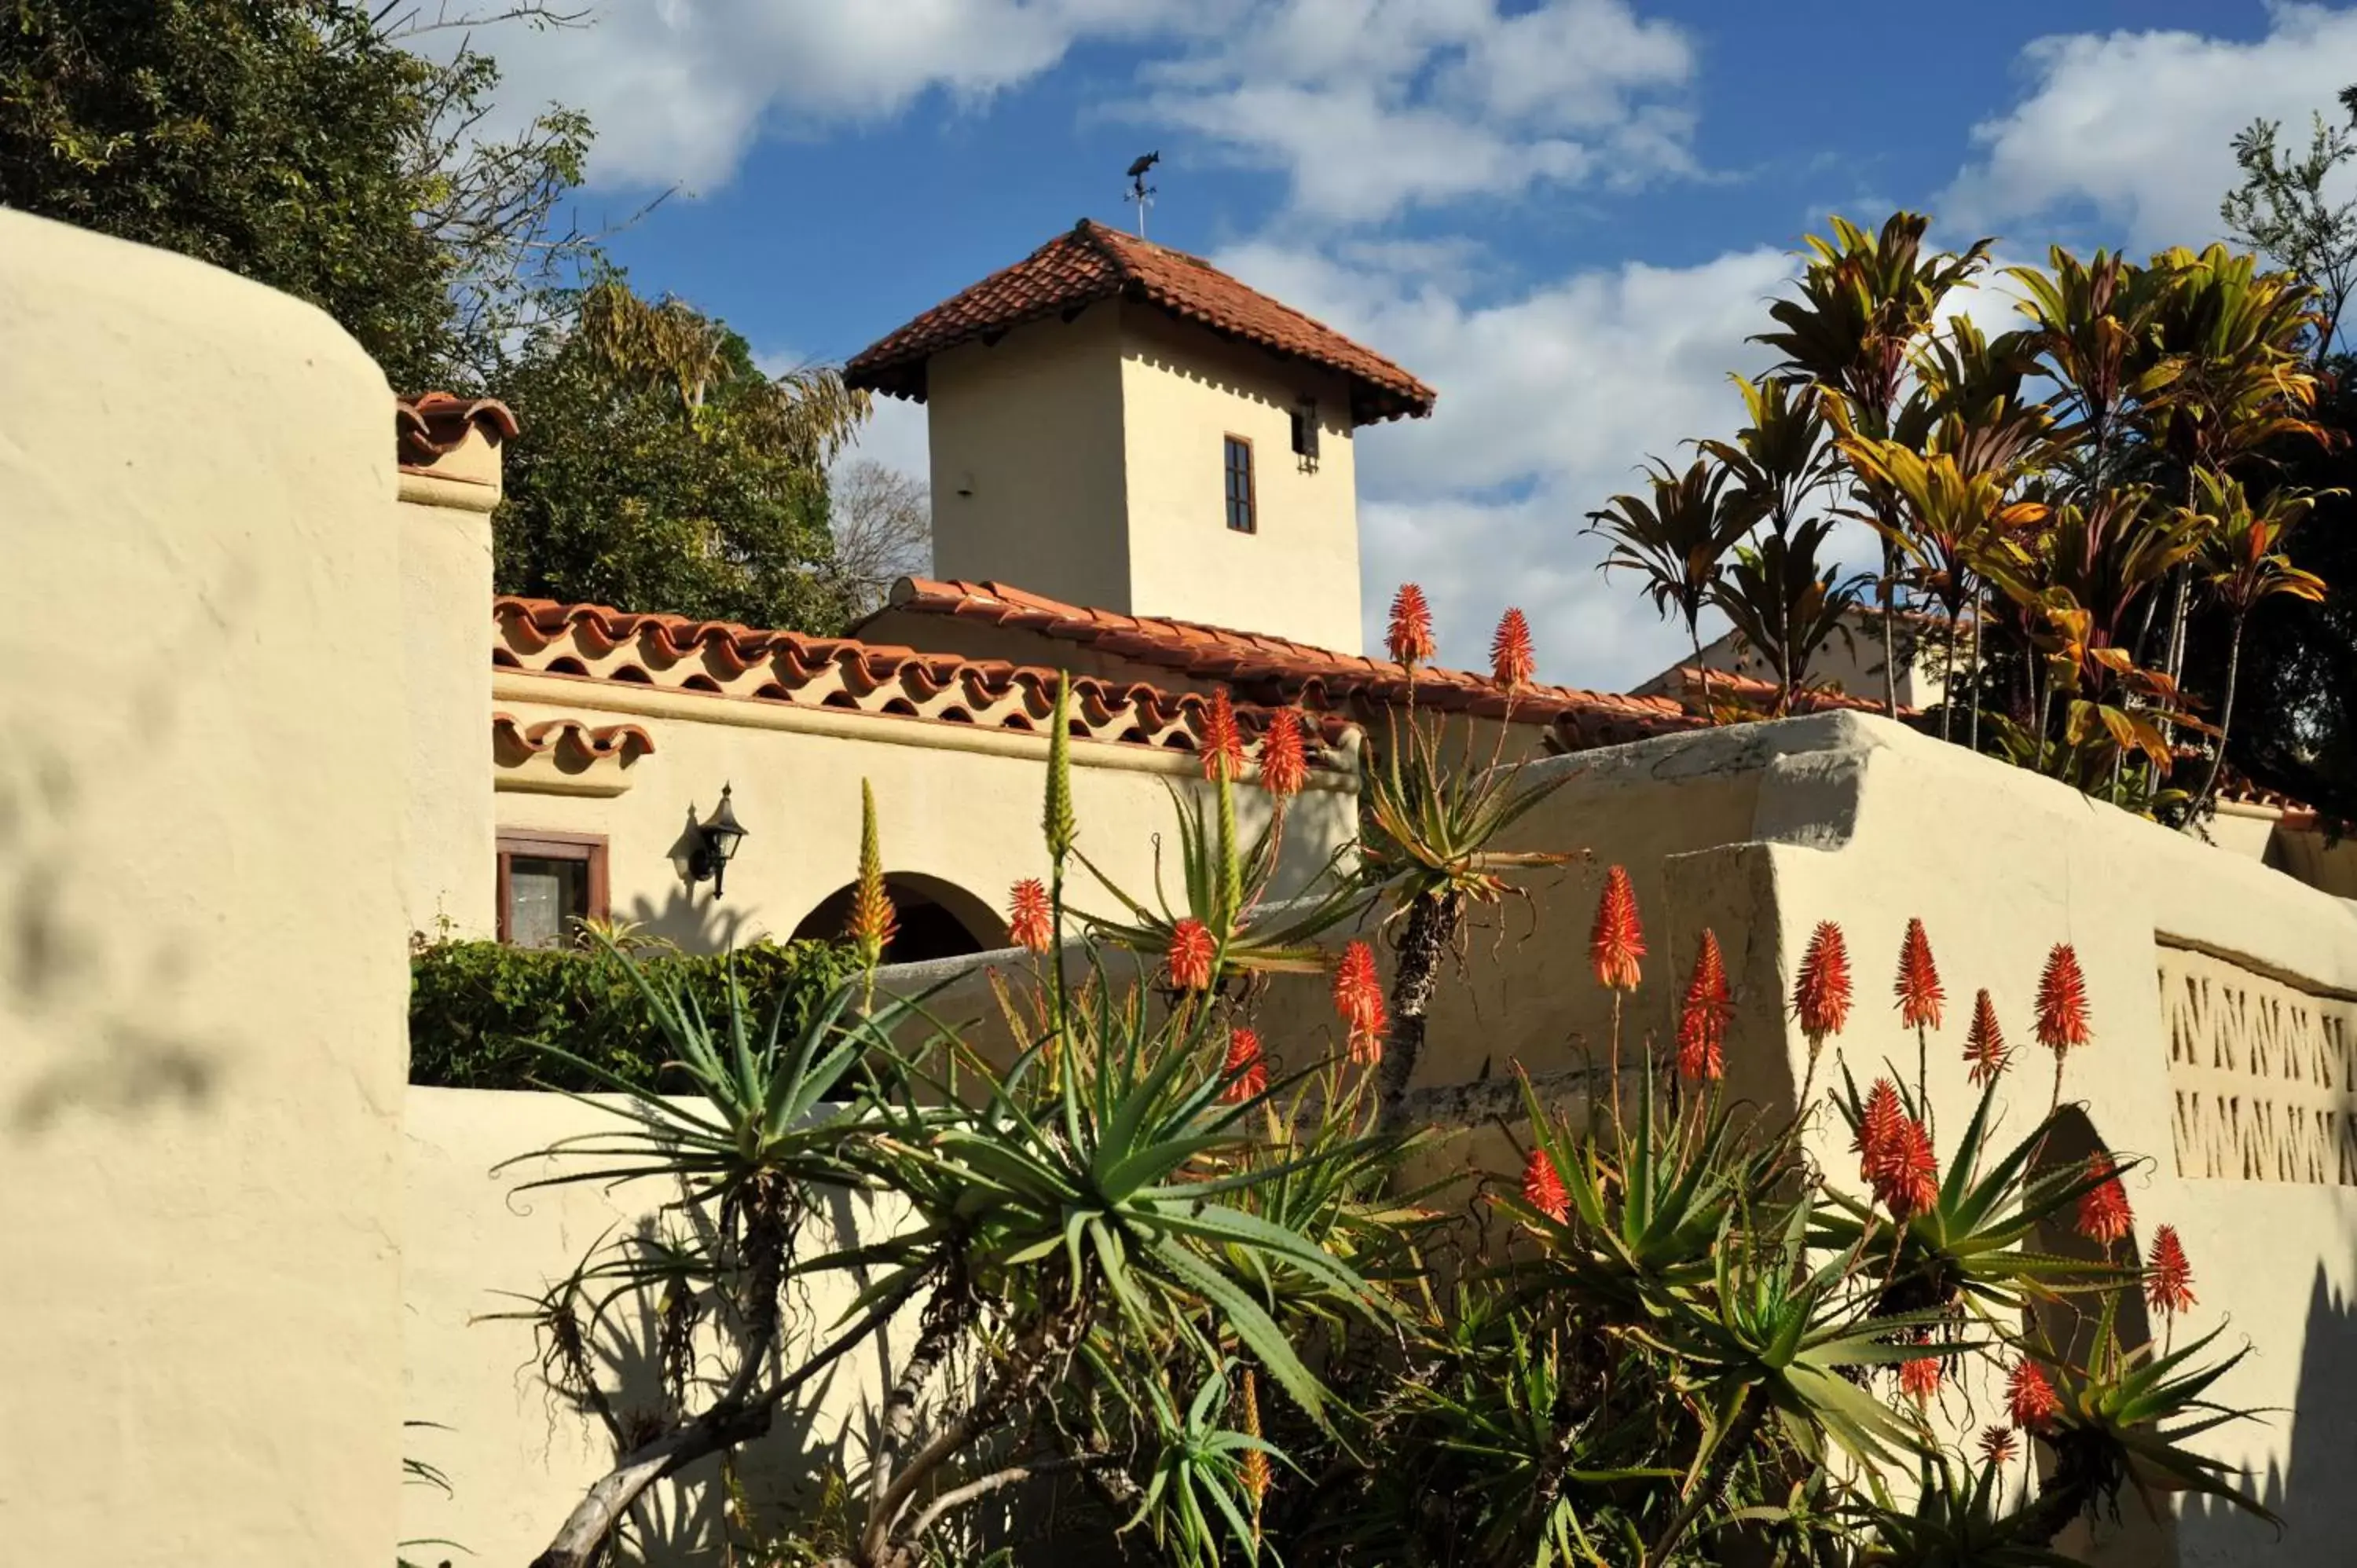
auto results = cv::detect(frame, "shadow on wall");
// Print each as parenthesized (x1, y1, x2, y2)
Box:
(2, 580, 261, 1133)
(2179, 1263, 2357, 1565)
(625, 881, 761, 955)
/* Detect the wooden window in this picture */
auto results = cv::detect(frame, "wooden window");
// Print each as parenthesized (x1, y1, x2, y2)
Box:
(1223, 435, 1256, 533)
(497, 830, 610, 947)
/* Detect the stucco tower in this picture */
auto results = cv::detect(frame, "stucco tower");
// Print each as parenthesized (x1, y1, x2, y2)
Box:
(845, 219, 1434, 656)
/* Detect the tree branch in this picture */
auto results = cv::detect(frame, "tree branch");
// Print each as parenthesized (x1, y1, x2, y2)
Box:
(527, 1279, 918, 1568)
(899, 1450, 1121, 1548)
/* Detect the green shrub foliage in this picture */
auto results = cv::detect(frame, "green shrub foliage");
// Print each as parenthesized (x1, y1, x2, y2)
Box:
(407, 937, 853, 1092)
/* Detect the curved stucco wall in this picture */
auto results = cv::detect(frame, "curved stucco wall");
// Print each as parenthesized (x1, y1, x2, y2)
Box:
(0, 212, 409, 1566)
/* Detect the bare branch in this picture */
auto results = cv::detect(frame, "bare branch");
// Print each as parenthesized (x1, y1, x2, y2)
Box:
(527, 1278, 918, 1568)
(899, 1450, 1121, 1548)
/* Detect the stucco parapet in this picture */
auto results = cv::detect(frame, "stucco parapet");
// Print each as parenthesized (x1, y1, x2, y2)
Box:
(492, 667, 1362, 790)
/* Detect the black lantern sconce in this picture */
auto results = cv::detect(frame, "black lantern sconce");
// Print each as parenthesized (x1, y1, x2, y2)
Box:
(687, 783, 749, 900)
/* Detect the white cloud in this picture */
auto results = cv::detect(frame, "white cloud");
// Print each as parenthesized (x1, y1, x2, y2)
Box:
(1204, 239, 1802, 687)
(1142, 0, 1699, 225)
(466, 0, 1197, 189)
(1941, 4, 2357, 255)
(459, 0, 1696, 218)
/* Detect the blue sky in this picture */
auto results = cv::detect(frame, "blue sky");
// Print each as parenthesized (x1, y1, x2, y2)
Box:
(476, 1, 2357, 686)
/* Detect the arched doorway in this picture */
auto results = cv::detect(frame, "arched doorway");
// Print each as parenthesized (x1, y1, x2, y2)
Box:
(790, 872, 1006, 965)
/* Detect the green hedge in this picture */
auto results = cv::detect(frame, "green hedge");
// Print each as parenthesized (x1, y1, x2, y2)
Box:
(408, 937, 856, 1091)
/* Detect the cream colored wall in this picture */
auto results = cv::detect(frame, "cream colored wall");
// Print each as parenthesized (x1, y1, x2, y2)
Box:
(0, 211, 410, 1566)
(1118, 308, 1362, 651)
(490, 671, 1359, 953)
(926, 304, 1130, 610)
(401, 1087, 918, 1566)
(400, 434, 501, 939)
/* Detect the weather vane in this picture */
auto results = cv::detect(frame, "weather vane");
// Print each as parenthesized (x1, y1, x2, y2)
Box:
(1125, 151, 1160, 239)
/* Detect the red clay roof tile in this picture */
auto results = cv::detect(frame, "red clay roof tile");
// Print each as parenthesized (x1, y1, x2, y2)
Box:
(877, 577, 1702, 751)
(844, 220, 1435, 425)
(398, 392, 518, 467)
(493, 596, 1352, 771)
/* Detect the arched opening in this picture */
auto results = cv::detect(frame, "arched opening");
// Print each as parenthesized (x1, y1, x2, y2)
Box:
(2024, 1105, 2172, 1564)
(790, 872, 1006, 965)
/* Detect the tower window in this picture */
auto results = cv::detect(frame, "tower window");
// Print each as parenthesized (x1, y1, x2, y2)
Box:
(1223, 435, 1256, 533)
(1291, 398, 1320, 467)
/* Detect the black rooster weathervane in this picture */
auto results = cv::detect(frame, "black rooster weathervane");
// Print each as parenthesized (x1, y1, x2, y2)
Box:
(1125, 152, 1160, 239)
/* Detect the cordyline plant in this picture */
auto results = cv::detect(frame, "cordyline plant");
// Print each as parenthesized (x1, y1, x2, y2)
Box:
(509, 678, 2268, 1568)
(1594, 207, 2340, 824)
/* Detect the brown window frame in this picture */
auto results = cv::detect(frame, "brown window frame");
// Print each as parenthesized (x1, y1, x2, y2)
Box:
(1223, 434, 1257, 534)
(496, 830, 610, 945)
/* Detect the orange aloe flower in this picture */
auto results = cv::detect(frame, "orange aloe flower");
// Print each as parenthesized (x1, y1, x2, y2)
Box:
(1201, 687, 1246, 783)
(847, 781, 897, 968)
(1490, 606, 1536, 689)
(1387, 583, 1437, 666)
(1854, 1078, 1906, 1183)
(1522, 1145, 1569, 1222)
(1893, 917, 1945, 1031)
(1333, 940, 1387, 1064)
(1963, 988, 2009, 1086)
(1793, 920, 1853, 1046)
(2007, 1360, 2062, 1430)
(1589, 866, 1645, 991)
(2035, 942, 2091, 1054)
(1238, 1368, 1270, 1507)
(1875, 1116, 1939, 1221)
(1007, 877, 1053, 954)
(1220, 1027, 1269, 1104)
(2075, 1154, 2133, 1247)
(1978, 1425, 2018, 1467)
(1258, 708, 1307, 800)
(1168, 918, 1216, 992)
(2146, 1224, 2197, 1319)
(1898, 1332, 1943, 1407)
(1676, 929, 1732, 1082)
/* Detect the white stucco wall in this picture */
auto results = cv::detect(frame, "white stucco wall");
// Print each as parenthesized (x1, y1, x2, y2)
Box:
(1117, 309, 1362, 651)
(926, 305, 1130, 610)
(917, 301, 1365, 653)
(400, 436, 502, 939)
(401, 1087, 918, 1566)
(489, 670, 1359, 954)
(0, 211, 410, 1566)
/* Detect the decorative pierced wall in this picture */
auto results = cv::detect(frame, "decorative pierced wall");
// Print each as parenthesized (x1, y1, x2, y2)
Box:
(2163, 943, 2357, 1184)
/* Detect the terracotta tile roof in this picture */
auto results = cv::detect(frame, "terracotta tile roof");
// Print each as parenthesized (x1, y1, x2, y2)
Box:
(878, 577, 1699, 752)
(493, 596, 1351, 768)
(492, 712, 656, 763)
(398, 392, 517, 467)
(1661, 666, 1904, 717)
(844, 219, 1436, 425)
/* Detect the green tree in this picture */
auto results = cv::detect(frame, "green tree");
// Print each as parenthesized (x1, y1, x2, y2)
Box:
(493, 278, 867, 631)
(2222, 86, 2357, 365)
(1, 0, 455, 390)
(0, 0, 600, 392)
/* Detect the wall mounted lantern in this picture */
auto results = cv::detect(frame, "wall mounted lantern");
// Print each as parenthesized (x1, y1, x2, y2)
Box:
(687, 783, 749, 899)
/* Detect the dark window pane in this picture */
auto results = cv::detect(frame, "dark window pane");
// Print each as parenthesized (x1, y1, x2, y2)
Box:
(507, 855, 588, 947)
(1224, 438, 1254, 533)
